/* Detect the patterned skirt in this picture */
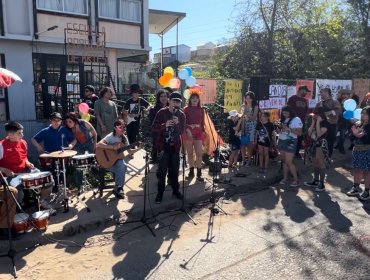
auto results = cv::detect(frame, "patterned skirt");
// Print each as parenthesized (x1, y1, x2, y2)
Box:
(352, 149, 370, 171)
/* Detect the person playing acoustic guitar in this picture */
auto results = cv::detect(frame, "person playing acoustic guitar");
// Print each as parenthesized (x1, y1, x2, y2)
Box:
(123, 84, 150, 149)
(96, 119, 141, 199)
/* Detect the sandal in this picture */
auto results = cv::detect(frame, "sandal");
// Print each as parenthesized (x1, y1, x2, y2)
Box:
(290, 181, 300, 187)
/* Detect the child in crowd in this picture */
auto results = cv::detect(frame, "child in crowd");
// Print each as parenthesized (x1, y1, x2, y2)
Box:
(304, 110, 331, 192)
(255, 111, 276, 173)
(227, 110, 241, 168)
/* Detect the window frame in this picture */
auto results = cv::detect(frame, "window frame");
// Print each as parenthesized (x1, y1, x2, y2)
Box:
(36, 0, 89, 16)
(98, 0, 142, 24)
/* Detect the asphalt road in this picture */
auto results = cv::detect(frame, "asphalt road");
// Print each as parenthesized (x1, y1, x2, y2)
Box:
(1, 165, 369, 280)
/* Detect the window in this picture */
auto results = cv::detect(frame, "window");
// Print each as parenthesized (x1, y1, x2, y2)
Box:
(99, 0, 141, 23)
(37, 0, 88, 15)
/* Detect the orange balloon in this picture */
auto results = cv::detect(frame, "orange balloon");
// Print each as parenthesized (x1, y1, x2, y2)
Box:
(163, 72, 173, 80)
(159, 76, 167, 86)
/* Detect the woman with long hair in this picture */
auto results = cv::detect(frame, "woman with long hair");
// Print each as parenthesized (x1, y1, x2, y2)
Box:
(346, 106, 370, 200)
(148, 89, 170, 164)
(184, 92, 206, 181)
(236, 91, 259, 166)
(94, 87, 118, 139)
(277, 105, 303, 187)
(64, 112, 97, 154)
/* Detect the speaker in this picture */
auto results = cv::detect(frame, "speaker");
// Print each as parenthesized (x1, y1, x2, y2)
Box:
(249, 77, 270, 100)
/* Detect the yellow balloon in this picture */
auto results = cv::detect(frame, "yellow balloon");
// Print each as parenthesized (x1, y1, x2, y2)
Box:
(81, 113, 90, 122)
(163, 66, 175, 76)
(183, 89, 190, 100)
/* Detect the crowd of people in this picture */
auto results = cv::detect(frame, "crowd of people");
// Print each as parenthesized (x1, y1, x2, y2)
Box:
(1, 82, 369, 240)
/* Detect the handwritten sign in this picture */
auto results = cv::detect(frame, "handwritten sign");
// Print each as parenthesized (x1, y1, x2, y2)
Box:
(269, 85, 287, 97)
(224, 79, 242, 112)
(259, 98, 286, 109)
(315, 79, 352, 101)
(197, 79, 217, 105)
(286, 86, 296, 100)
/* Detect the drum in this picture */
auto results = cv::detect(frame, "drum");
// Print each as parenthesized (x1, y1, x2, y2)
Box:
(12, 213, 29, 234)
(71, 153, 96, 168)
(39, 153, 54, 168)
(31, 210, 49, 231)
(39, 153, 71, 168)
(20, 172, 54, 189)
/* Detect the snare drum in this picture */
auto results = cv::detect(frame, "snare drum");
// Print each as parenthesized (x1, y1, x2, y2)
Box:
(20, 172, 54, 189)
(12, 213, 29, 234)
(71, 153, 96, 168)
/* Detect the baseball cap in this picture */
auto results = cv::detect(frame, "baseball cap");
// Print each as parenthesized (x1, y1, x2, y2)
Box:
(50, 112, 62, 120)
(170, 92, 183, 102)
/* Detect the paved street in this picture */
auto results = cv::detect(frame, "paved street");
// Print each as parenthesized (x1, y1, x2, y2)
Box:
(1, 162, 369, 280)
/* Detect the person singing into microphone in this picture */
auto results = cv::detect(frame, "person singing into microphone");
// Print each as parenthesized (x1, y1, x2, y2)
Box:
(152, 92, 185, 204)
(183, 91, 206, 181)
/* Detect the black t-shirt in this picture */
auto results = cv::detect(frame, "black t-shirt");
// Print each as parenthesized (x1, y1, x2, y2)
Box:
(83, 95, 99, 109)
(228, 118, 239, 143)
(124, 98, 150, 120)
(256, 122, 274, 147)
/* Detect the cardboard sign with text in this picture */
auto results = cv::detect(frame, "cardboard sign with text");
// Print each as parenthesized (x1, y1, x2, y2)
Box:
(224, 79, 242, 112)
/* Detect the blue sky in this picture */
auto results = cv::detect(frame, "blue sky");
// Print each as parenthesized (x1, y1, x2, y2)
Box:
(149, 0, 237, 58)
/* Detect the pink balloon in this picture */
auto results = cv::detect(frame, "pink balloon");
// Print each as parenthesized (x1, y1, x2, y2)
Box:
(78, 103, 89, 114)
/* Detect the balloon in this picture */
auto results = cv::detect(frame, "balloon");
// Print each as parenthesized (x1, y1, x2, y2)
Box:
(185, 76, 196, 87)
(353, 108, 362, 120)
(78, 103, 89, 114)
(163, 66, 174, 76)
(178, 69, 189, 80)
(185, 66, 192, 77)
(81, 113, 90, 122)
(159, 75, 170, 86)
(343, 110, 354, 120)
(191, 84, 202, 91)
(163, 72, 173, 80)
(169, 78, 181, 89)
(183, 89, 190, 100)
(343, 99, 357, 111)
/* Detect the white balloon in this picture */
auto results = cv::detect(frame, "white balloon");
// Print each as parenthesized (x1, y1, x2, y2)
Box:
(353, 108, 362, 120)
(185, 76, 196, 87)
(178, 69, 189, 80)
(343, 99, 357, 111)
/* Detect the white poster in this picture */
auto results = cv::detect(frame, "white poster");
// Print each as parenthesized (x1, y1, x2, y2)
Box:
(315, 79, 352, 101)
(259, 98, 286, 109)
(286, 86, 296, 100)
(269, 84, 287, 97)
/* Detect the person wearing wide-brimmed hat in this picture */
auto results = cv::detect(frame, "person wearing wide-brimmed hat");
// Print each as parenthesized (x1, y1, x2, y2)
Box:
(123, 84, 151, 148)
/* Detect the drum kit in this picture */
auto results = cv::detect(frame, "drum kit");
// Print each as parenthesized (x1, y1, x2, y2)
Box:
(38, 150, 97, 212)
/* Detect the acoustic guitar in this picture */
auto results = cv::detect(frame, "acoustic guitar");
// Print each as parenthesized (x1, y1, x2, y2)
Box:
(95, 142, 140, 169)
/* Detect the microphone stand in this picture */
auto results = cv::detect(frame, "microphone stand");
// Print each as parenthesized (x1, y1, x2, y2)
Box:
(203, 107, 227, 216)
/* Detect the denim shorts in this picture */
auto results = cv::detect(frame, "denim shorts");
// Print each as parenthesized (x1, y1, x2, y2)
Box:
(278, 138, 297, 153)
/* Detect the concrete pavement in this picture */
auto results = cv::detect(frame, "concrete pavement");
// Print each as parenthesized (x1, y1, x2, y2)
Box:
(0, 149, 352, 254)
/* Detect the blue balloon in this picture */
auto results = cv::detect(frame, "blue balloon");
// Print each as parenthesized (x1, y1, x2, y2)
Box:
(178, 69, 188, 80)
(343, 110, 354, 120)
(185, 66, 192, 77)
(353, 108, 362, 120)
(343, 99, 357, 111)
(185, 76, 196, 87)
